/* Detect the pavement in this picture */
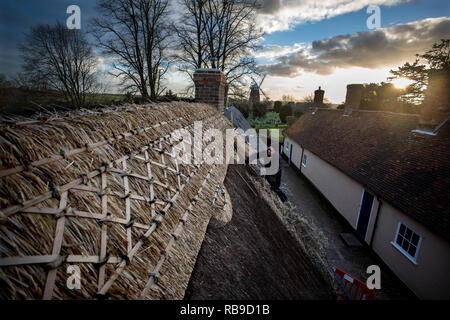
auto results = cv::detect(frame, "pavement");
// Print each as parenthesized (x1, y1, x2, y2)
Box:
(279, 157, 416, 300)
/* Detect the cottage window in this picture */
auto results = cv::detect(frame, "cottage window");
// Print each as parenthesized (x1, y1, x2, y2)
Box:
(392, 222, 422, 263)
(301, 153, 307, 167)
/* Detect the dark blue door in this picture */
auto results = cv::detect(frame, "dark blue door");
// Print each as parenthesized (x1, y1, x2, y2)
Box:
(356, 190, 374, 240)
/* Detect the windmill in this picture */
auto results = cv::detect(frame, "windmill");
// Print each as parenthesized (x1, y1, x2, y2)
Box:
(249, 75, 269, 108)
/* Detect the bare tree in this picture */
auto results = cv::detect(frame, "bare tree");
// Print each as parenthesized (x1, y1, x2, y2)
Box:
(91, 0, 170, 100)
(174, 0, 262, 94)
(0, 74, 12, 88)
(173, 0, 208, 75)
(21, 22, 99, 109)
(301, 94, 314, 104)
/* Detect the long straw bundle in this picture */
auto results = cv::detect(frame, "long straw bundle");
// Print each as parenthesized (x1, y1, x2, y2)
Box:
(0, 102, 232, 299)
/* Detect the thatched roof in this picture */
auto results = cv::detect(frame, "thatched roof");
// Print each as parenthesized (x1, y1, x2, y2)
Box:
(185, 165, 337, 299)
(224, 106, 252, 131)
(0, 102, 232, 299)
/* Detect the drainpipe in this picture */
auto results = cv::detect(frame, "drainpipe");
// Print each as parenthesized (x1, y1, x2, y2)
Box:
(370, 197, 382, 248)
(299, 146, 305, 173)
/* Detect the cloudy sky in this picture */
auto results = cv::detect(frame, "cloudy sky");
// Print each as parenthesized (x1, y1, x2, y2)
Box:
(256, 0, 450, 102)
(0, 0, 449, 102)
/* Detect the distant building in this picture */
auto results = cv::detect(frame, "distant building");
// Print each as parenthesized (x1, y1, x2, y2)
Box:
(224, 105, 252, 131)
(283, 84, 450, 299)
(249, 83, 261, 108)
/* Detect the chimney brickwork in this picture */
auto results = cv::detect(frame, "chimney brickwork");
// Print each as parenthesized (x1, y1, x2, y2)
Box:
(193, 69, 227, 112)
(420, 69, 450, 125)
(344, 84, 364, 115)
(312, 86, 325, 109)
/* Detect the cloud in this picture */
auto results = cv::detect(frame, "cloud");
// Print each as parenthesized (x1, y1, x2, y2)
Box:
(256, 0, 410, 34)
(262, 67, 395, 102)
(253, 43, 304, 60)
(257, 0, 283, 14)
(259, 17, 450, 78)
(261, 60, 301, 77)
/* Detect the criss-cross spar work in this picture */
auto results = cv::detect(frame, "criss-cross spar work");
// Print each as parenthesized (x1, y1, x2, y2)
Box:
(0, 102, 232, 299)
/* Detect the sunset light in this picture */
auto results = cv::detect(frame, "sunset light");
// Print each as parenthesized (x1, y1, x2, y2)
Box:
(391, 77, 413, 89)
(0, 0, 449, 307)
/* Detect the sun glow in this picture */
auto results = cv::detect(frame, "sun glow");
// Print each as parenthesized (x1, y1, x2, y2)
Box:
(391, 77, 413, 89)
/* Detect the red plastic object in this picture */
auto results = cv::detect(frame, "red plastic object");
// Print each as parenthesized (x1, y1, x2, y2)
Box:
(332, 265, 377, 300)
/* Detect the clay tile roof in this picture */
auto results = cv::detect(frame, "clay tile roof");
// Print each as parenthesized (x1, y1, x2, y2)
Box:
(284, 109, 450, 241)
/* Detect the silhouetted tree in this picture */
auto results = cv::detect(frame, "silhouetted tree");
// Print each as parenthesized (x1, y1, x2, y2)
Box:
(421, 39, 450, 70)
(0, 74, 11, 88)
(360, 82, 419, 114)
(253, 101, 266, 118)
(389, 38, 450, 104)
(301, 93, 314, 105)
(174, 0, 261, 95)
(92, 0, 170, 100)
(173, 0, 208, 74)
(279, 104, 292, 123)
(21, 22, 99, 109)
(273, 100, 282, 113)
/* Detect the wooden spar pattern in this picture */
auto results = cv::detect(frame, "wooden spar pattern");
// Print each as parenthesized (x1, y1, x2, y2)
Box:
(0, 105, 230, 299)
(0, 115, 185, 179)
(139, 165, 216, 298)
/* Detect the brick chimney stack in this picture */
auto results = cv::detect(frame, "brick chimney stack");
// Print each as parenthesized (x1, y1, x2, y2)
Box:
(312, 86, 324, 109)
(419, 69, 449, 127)
(344, 84, 364, 115)
(193, 69, 227, 113)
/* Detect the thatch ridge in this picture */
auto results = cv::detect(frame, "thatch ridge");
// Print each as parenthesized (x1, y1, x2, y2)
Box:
(0, 102, 232, 299)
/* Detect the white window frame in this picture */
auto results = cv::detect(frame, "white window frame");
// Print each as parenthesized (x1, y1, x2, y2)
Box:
(301, 153, 307, 167)
(391, 221, 422, 265)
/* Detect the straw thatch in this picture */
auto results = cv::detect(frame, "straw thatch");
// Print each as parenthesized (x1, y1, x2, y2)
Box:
(0, 102, 232, 299)
(245, 165, 339, 292)
(185, 164, 337, 299)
